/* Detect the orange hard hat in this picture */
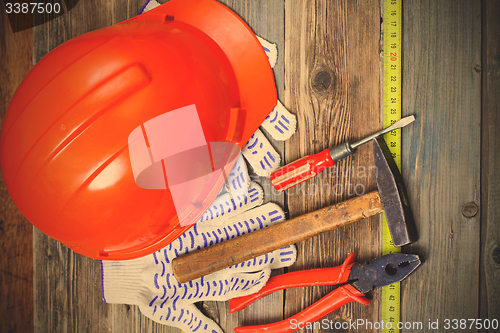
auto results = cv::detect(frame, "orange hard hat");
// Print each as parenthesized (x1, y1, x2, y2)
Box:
(0, 0, 276, 260)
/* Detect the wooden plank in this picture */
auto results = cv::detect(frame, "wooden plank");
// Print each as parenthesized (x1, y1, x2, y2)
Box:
(401, 0, 482, 327)
(481, 0, 500, 324)
(191, 1, 286, 331)
(0, 8, 34, 333)
(32, 1, 150, 332)
(33, 0, 285, 332)
(283, 0, 382, 329)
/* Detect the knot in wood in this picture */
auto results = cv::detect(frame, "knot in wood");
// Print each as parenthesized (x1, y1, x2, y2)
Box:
(462, 202, 478, 218)
(312, 70, 332, 93)
(492, 246, 500, 266)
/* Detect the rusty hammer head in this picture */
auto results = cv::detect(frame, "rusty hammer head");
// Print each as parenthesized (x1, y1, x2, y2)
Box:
(373, 137, 418, 246)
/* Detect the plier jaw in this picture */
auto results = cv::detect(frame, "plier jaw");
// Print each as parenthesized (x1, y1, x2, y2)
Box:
(350, 253, 421, 293)
(230, 253, 420, 333)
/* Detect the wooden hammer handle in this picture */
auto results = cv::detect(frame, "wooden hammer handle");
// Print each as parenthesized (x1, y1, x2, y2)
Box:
(172, 191, 383, 283)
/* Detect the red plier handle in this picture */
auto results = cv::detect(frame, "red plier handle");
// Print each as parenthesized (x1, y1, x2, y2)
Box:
(230, 253, 370, 333)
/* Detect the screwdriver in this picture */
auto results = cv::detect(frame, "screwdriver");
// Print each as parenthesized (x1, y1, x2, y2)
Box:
(270, 115, 415, 192)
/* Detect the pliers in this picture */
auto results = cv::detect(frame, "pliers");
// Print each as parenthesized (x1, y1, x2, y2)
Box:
(229, 253, 421, 333)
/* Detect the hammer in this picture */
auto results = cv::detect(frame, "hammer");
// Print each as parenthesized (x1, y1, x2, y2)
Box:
(172, 138, 417, 283)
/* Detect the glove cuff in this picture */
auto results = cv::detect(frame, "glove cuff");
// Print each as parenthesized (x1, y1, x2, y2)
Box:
(101, 257, 151, 305)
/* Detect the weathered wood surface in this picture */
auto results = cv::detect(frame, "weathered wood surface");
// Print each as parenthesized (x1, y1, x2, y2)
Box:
(283, 0, 382, 330)
(204, 2, 286, 331)
(19, 0, 497, 332)
(401, 0, 482, 329)
(481, 0, 500, 325)
(33, 1, 147, 332)
(31, 0, 285, 332)
(0, 8, 34, 333)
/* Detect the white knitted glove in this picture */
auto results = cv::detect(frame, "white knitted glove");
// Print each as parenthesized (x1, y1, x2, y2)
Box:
(101, 156, 297, 333)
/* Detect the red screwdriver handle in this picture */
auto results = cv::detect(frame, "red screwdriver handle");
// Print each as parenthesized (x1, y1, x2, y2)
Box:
(270, 149, 335, 192)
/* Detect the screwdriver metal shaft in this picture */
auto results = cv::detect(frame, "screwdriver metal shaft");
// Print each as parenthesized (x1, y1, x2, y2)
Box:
(351, 116, 415, 149)
(270, 115, 415, 192)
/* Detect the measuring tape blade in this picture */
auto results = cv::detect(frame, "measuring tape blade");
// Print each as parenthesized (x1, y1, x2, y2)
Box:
(382, 0, 402, 332)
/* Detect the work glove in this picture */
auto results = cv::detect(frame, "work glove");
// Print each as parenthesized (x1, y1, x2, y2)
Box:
(141, 0, 297, 177)
(101, 156, 297, 333)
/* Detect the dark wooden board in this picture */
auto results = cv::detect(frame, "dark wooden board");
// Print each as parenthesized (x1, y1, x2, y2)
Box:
(32, 0, 285, 332)
(0, 8, 34, 333)
(32, 1, 146, 332)
(283, 0, 382, 330)
(401, 0, 482, 328)
(481, 0, 500, 325)
(24, 0, 498, 332)
(198, 1, 286, 331)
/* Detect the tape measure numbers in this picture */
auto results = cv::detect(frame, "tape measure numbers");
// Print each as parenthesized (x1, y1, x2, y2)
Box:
(381, 0, 402, 332)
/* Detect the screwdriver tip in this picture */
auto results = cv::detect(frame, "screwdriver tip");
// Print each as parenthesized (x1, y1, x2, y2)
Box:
(405, 115, 416, 122)
(394, 115, 415, 128)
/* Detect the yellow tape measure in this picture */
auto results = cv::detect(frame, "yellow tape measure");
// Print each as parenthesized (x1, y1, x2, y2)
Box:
(381, 0, 402, 332)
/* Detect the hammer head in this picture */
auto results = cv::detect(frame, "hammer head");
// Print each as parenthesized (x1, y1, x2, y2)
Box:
(373, 138, 418, 246)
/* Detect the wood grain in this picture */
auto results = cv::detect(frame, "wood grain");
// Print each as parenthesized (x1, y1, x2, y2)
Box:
(401, 0, 482, 326)
(25, 0, 497, 332)
(481, 0, 500, 324)
(283, 0, 382, 330)
(32, 1, 152, 333)
(32, 0, 286, 332)
(0, 8, 34, 333)
(199, 1, 286, 331)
